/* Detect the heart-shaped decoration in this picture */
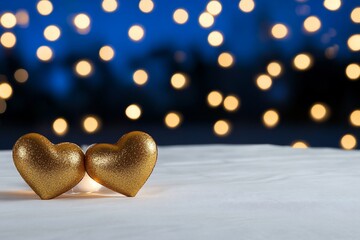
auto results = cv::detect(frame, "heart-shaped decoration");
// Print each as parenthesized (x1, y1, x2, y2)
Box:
(13, 133, 85, 200)
(85, 131, 158, 197)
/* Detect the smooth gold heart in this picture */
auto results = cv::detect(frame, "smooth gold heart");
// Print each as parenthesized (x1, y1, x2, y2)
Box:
(13, 133, 85, 200)
(85, 131, 158, 197)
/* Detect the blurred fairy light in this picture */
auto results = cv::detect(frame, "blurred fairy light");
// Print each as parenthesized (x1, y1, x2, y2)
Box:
(83, 115, 100, 133)
(340, 134, 357, 150)
(0, 32, 16, 48)
(347, 34, 360, 52)
(346, 63, 360, 80)
(75, 60, 93, 77)
(271, 24, 288, 39)
(14, 69, 29, 83)
(199, 12, 214, 28)
(207, 91, 223, 107)
(139, 0, 154, 14)
(256, 74, 272, 91)
(292, 141, 309, 149)
(128, 25, 145, 42)
(208, 31, 224, 47)
(310, 103, 329, 122)
(218, 52, 234, 68)
(303, 16, 322, 33)
(125, 104, 142, 120)
(44, 25, 61, 41)
(323, 0, 341, 11)
(102, 0, 118, 13)
(0, 83, 13, 100)
(0, 99, 6, 114)
(52, 118, 68, 136)
(351, 7, 360, 24)
(133, 69, 148, 86)
(37, 0, 53, 16)
(223, 95, 240, 112)
(99, 45, 115, 61)
(206, 1, 222, 16)
(171, 73, 189, 90)
(214, 120, 231, 137)
(293, 53, 312, 71)
(267, 61, 282, 77)
(238, 0, 255, 13)
(36, 46, 53, 62)
(350, 110, 360, 127)
(262, 109, 280, 128)
(0, 12, 17, 29)
(73, 13, 91, 34)
(173, 8, 189, 25)
(325, 44, 338, 59)
(164, 112, 182, 129)
(15, 10, 29, 27)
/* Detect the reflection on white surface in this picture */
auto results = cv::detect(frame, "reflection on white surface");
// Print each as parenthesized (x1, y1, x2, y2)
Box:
(73, 173, 102, 193)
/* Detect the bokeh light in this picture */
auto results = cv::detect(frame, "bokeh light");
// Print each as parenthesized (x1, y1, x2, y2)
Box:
(83, 116, 100, 133)
(207, 91, 223, 107)
(271, 24, 288, 39)
(171, 73, 188, 90)
(133, 69, 148, 86)
(218, 52, 234, 68)
(256, 74, 272, 91)
(214, 120, 231, 136)
(44, 25, 61, 41)
(345, 63, 360, 80)
(164, 112, 182, 129)
(15, 10, 29, 27)
(303, 16, 321, 33)
(199, 12, 214, 28)
(223, 95, 240, 112)
(310, 103, 329, 122)
(349, 110, 360, 127)
(128, 25, 145, 42)
(37, 0, 53, 16)
(52, 118, 68, 136)
(0, 32, 16, 48)
(102, 0, 118, 13)
(139, 0, 154, 14)
(267, 61, 282, 77)
(0, 83, 13, 100)
(14, 69, 28, 83)
(99, 45, 115, 61)
(347, 34, 360, 51)
(323, 0, 342, 11)
(208, 31, 224, 47)
(0, 12, 17, 29)
(36, 46, 53, 62)
(75, 60, 93, 77)
(239, 0, 255, 13)
(74, 173, 103, 193)
(73, 13, 91, 33)
(293, 53, 312, 70)
(173, 9, 189, 24)
(206, 1, 222, 16)
(0, 99, 6, 114)
(292, 141, 309, 149)
(340, 134, 357, 150)
(262, 109, 280, 128)
(351, 7, 360, 23)
(125, 104, 142, 120)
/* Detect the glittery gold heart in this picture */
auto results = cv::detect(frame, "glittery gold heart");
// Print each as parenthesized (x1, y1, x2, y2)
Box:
(13, 133, 85, 200)
(85, 131, 158, 197)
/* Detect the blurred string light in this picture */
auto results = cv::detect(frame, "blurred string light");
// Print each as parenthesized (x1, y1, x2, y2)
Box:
(102, 0, 118, 13)
(346, 63, 360, 80)
(128, 25, 145, 41)
(0, 32, 16, 48)
(83, 115, 100, 133)
(171, 73, 189, 89)
(15, 10, 29, 27)
(238, 0, 255, 13)
(75, 60, 93, 77)
(0, 12, 17, 29)
(73, 13, 91, 34)
(99, 45, 115, 61)
(256, 74, 272, 91)
(347, 34, 360, 51)
(292, 141, 309, 149)
(271, 23, 288, 39)
(267, 61, 282, 77)
(218, 52, 234, 68)
(310, 103, 329, 122)
(208, 30, 223, 47)
(14, 69, 28, 83)
(44, 25, 61, 41)
(350, 110, 360, 127)
(340, 134, 357, 150)
(0, 99, 6, 114)
(125, 104, 142, 120)
(293, 53, 312, 70)
(325, 44, 338, 59)
(351, 7, 360, 23)
(206, 1, 222, 16)
(207, 91, 223, 107)
(262, 109, 280, 128)
(223, 95, 240, 112)
(173, 8, 189, 25)
(323, 0, 342, 11)
(52, 118, 68, 136)
(36, 46, 53, 62)
(37, 0, 53, 16)
(139, 0, 154, 14)
(0, 83, 13, 100)
(198, 12, 214, 28)
(213, 120, 231, 136)
(303, 16, 321, 33)
(133, 69, 148, 86)
(164, 112, 182, 129)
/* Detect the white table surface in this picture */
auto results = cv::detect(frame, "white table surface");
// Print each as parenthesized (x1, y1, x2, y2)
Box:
(1, 145, 360, 240)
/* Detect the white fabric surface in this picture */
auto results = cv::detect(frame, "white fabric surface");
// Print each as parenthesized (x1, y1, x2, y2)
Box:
(1, 145, 360, 240)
